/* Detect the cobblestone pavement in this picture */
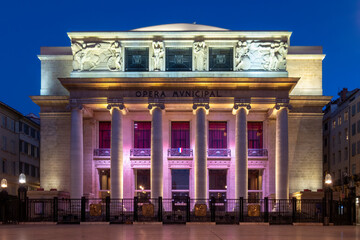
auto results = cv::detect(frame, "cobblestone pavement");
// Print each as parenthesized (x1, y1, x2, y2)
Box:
(0, 224, 359, 240)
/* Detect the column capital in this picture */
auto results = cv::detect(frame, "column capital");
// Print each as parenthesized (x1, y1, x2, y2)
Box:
(67, 99, 84, 111)
(232, 98, 251, 115)
(148, 98, 165, 111)
(275, 98, 292, 110)
(107, 98, 128, 114)
(192, 98, 210, 115)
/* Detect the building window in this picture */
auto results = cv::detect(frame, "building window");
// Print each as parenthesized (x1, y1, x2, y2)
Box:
(30, 128, 36, 138)
(99, 122, 111, 148)
(357, 120, 360, 133)
(125, 48, 149, 71)
(171, 122, 190, 149)
(344, 112, 349, 121)
(248, 122, 263, 149)
(2, 159, 6, 173)
(98, 169, 110, 190)
(166, 47, 192, 71)
(2, 136, 6, 151)
(352, 164, 356, 175)
(345, 128, 349, 141)
(352, 105, 356, 116)
(352, 123, 356, 136)
(332, 136, 335, 147)
(171, 169, 189, 211)
(24, 124, 29, 135)
(24, 163, 29, 175)
(6, 118, 14, 132)
(338, 132, 341, 145)
(209, 48, 233, 71)
(338, 116, 342, 126)
(134, 122, 151, 148)
(352, 143, 356, 156)
(358, 102, 360, 113)
(344, 147, 348, 161)
(357, 141, 360, 155)
(1, 116, 5, 128)
(209, 169, 227, 200)
(10, 140, 15, 154)
(332, 120, 336, 128)
(24, 142, 28, 155)
(338, 151, 341, 162)
(31, 165, 35, 177)
(19, 162, 23, 174)
(248, 169, 263, 200)
(209, 122, 227, 148)
(31, 145, 35, 157)
(19, 122, 23, 132)
(135, 169, 150, 201)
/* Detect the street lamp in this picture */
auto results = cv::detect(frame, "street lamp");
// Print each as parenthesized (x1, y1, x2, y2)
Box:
(1, 179, 7, 189)
(0, 179, 8, 223)
(18, 174, 27, 222)
(324, 173, 333, 225)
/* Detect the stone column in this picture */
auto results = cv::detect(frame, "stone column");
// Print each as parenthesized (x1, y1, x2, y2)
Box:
(149, 103, 164, 199)
(234, 105, 250, 199)
(193, 103, 209, 200)
(109, 105, 125, 199)
(70, 105, 83, 198)
(275, 106, 289, 200)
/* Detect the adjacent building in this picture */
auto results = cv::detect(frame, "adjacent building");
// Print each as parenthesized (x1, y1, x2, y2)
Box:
(323, 88, 360, 196)
(0, 102, 40, 195)
(31, 23, 330, 200)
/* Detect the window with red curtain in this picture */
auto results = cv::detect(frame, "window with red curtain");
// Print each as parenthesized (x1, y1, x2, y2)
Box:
(134, 122, 151, 148)
(248, 122, 263, 148)
(99, 122, 111, 148)
(209, 122, 227, 148)
(171, 122, 190, 148)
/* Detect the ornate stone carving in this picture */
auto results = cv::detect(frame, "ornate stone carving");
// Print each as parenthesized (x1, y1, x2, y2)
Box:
(152, 41, 164, 71)
(234, 40, 288, 71)
(194, 204, 207, 217)
(71, 41, 122, 72)
(248, 204, 261, 217)
(275, 98, 292, 110)
(142, 203, 154, 217)
(233, 98, 251, 110)
(193, 41, 207, 71)
(90, 203, 102, 216)
(107, 98, 125, 110)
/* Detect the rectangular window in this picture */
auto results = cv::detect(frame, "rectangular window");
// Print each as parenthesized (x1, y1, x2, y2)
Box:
(357, 141, 360, 155)
(99, 169, 110, 190)
(2, 159, 6, 174)
(134, 122, 151, 148)
(99, 122, 111, 148)
(37, 148, 40, 158)
(24, 124, 29, 135)
(338, 116, 342, 126)
(135, 169, 150, 201)
(352, 123, 356, 136)
(209, 48, 233, 71)
(358, 102, 360, 113)
(30, 128, 35, 138)
(344, 147, 348, 161)
(248, 169, 263, 200)
(31, 165, 35, 177)
(10, 140, 15, 154)
(2, 136, 6, 151)
(338, 151, 341, 162)
(19, 122, 22, 132)
(172, 169, 189, 190)
(24, 163, 29, 175)
(31, 145, 35, 157)
(352, 164, 356, 175)
(171, 122, 190, 149)
(332, 120, 336, 128)
(345, 128, 349, 141)
(352, 143, 356, 156)
(357, 120, 360, 133)
(19, 162, 23, 174)
(209, 122, 227, 148)
(248, 122, 263, 149)
(352, 105, 356, 116)
(345, 112, 349, 121)
(209, 170, 227, 203)
(166, 47, 192, 71)
(125, 48, 149, 71)
(338, 132, 341, 145)
(1, 116, 5, 127)
(7, 118, 14, 131)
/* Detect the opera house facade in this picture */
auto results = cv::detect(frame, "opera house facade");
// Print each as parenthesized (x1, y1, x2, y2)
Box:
(31, 23, 330, 202)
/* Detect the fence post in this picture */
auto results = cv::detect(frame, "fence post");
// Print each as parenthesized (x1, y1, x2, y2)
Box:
(264, 197, 269, 223)
(105, 196, 110, 222)
(133, 197, 138, 222)
(186, 196, 190, 222)
(292, 197, 297, 223)
(210, 197, 215, 222)
(53, 197, 58, 222)
(81, 197, 86, 222)
(158, 197, 163, 222)
(239, 197, 244, 223)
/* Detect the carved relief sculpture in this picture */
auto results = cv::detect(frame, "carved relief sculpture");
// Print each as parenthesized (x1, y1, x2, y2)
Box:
(234, 40, 288, 71)
(71, 41, 122, 71)
(193, 41, 207, 71)
(152, 41, 164, 71)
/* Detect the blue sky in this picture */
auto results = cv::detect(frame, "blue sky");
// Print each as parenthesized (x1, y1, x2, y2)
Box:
(0, 0, 359, 115)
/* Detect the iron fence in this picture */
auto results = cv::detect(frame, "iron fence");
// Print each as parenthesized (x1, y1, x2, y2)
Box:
(0, 196, 356, 225)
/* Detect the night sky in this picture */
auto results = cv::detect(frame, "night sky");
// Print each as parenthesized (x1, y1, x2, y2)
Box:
(1, 0, 359, 115)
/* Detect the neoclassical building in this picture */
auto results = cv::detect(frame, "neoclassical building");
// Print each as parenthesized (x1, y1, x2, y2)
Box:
(31, 23, 330, 200)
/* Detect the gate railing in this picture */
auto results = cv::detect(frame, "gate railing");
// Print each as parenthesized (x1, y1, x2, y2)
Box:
(0, 196, 355, 225)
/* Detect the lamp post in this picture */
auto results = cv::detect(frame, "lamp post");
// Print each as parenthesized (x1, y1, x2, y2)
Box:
(324, 173, 333, 225)
(18, 174, 27, 222)
(0, 178, 8, 223)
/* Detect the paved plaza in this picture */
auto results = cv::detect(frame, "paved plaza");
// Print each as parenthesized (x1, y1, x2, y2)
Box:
(0, 224, 359, 240)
